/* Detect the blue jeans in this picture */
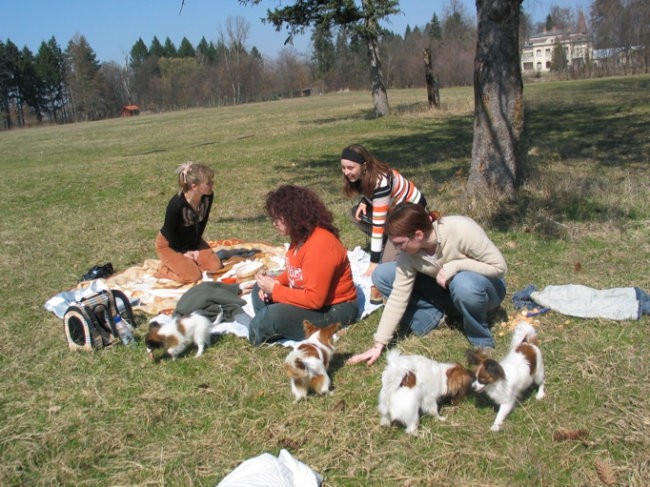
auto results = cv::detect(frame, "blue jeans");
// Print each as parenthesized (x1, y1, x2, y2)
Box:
(372, 262, 506, 348)
(248, 284, 359, 345)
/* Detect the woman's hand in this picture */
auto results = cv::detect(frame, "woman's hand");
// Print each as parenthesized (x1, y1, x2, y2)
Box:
(184, 250, 199, 262)
(346, 342, 384, 366)
(363, 262, 378, 277)
(436, 268, 448, 288)
(255, 271, 276, 295)
(355, 202, 368, 222)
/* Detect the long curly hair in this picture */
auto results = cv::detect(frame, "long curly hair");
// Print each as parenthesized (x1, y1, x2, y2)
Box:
(265, 185, 340, 243)
(341, 144, 391, 199)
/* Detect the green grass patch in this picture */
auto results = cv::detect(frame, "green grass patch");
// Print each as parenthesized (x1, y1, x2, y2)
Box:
(0, 75, 648, 485)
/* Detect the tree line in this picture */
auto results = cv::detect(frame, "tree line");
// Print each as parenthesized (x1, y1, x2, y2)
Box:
(1, 0, 647, 130)
(0, 4, 479, 129)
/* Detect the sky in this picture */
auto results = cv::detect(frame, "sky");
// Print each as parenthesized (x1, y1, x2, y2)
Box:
(4, 0, 592, 64)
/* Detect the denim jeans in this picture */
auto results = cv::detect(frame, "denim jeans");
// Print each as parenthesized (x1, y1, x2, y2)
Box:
(372, 262, 506, 348)
(248, 284, 359, 345)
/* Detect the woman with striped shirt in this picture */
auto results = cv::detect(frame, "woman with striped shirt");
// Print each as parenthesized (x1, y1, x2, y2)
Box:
(340, 144, 428, 276)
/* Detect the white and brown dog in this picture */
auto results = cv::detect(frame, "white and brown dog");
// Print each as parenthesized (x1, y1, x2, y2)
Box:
(378, 349, 474, 435)
(145, 312, 212, 360)
(283, 320, 341, 402)
(468, 321, 546, 432)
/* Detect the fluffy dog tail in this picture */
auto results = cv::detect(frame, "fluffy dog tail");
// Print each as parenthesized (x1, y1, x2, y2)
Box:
(284, 356, 310, 380)
(382, 349, 416, 390)
(510, 321, 539, 350)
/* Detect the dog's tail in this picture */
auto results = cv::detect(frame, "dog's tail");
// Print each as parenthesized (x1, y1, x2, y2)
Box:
(510, 321, 539, 349)
(382, 349, 416, 391)
(284, 357, 310, 379)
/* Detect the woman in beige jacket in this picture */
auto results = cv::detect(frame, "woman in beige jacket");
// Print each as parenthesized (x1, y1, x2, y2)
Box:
(347, 203, 507, 366)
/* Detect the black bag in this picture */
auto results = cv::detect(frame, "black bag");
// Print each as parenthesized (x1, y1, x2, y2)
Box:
(63, 289, 135, 351)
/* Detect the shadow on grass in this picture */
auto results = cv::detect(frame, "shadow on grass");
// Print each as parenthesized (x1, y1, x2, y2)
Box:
(274, 77, 648, 238)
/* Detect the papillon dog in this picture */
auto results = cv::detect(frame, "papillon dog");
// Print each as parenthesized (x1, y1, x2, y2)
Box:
(468, 321, 546, 432)
(378, 349, 474, 435)
(283, 320, 341, 402)
(145, 312, 212, 360)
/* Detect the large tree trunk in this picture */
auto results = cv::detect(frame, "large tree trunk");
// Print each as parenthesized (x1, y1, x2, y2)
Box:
(363, 0, 389, 117)
(468, 0, 524, 202)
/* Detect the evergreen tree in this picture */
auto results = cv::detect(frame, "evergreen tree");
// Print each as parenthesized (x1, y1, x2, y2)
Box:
(427, 13, 442, 40)
(18, 46, 44, 122)
(311, 21, 335, 77)
(178, 37, 196, 58)
(66, 35, 102, 121)
(551, 40, 568, 72)
(162, 37, 177, 57)
(0, 40, 14, 128)
(35, 37, 68, 123)
(130, 37, 149, 69)
(149, 36, 164, 57)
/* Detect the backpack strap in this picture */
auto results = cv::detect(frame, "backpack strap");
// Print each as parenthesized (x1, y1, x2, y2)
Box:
(63, 305, 104, 351)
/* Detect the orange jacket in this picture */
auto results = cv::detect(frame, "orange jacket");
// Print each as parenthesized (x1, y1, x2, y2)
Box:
(272, 227, 357, 309)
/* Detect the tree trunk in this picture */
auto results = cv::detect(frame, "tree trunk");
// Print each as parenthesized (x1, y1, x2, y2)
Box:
(468, 0, 524, 202)
(362, 0, 389, 117)
(423, 48, 440, 109)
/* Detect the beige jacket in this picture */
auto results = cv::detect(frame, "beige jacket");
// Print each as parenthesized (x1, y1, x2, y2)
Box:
(373, 215, 507, 345)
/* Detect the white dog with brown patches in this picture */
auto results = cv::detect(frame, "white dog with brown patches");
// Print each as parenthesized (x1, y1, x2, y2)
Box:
(378, 349, 474, 435)
(145, 313, 212, 360)
(283, 321, 341, 402)
(468, 321, 546, 432)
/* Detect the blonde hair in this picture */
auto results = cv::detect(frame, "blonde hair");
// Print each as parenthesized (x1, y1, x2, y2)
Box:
(176, 161, 214, 194)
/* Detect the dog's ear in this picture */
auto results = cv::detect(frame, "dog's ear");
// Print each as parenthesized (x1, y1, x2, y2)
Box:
(466, 348, 483, 365)
(321, 322, 341, 341)
(484, 359, 506, 380)
(302, 320, 319, 337)
(447, 365, 474, 404)
(148, 320, 162, 330)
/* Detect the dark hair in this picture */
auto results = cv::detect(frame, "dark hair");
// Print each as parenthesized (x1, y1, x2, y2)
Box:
(385, 203, 441, 239)
(265, 185, 339, 243)
(341, 144, 391, 199)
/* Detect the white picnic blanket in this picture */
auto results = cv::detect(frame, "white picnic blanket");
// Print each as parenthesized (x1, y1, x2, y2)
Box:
(45, 246, 383, 347)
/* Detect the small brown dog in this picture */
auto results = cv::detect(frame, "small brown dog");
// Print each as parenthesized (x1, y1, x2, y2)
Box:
(283, 320, 341, 402)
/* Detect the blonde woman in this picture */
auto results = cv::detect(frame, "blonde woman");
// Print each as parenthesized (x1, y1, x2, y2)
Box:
(155, 162, 223, 283)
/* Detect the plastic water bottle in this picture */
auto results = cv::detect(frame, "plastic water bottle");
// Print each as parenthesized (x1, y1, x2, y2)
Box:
(114, 315, 135, 346)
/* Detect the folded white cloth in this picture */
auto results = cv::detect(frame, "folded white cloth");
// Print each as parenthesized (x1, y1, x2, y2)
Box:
(216, 449, 321, 487)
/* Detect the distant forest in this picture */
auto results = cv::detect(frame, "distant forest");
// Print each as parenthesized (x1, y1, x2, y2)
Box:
(1, 1, 646, 128)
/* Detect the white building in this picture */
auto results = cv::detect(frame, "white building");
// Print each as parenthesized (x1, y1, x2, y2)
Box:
(521, 30, 592, 74)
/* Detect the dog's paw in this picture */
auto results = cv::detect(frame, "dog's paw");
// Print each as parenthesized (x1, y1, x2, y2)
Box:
(490, 423, 502, 432)
(405, 426, 419, 436)
(379, 417, 391, 427)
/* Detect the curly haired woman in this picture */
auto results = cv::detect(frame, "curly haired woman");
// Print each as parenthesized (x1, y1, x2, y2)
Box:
(249, 185, 358, 345)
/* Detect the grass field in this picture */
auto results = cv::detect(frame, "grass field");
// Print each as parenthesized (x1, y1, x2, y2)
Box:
(1, 75, 648, 486)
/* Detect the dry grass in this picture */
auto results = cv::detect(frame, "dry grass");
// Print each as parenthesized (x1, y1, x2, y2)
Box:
(0, 75, 648, 486)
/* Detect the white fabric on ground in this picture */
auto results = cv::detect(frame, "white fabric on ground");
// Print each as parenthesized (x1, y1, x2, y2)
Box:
(530, 284, 639, 320)
(216, 449, 321, 487)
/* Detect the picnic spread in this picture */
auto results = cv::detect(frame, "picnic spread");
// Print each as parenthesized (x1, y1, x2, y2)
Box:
(45, 240, 384, 345)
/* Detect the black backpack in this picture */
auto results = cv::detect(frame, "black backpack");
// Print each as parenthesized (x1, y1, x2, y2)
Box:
(62, 289, 135, 351)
